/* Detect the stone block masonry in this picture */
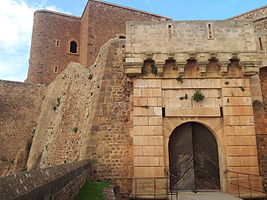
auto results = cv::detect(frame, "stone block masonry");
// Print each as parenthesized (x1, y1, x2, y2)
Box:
(0, 80, 46, 177)
(26, 38, 134, 183)
(0, 160, 92, 200)
(26, 0, 170, 85)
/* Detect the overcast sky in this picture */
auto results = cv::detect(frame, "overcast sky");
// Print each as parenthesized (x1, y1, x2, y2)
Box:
(1, 0, 266, 82)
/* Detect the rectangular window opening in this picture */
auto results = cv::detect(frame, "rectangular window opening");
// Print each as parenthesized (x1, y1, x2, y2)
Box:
(55, 40, 60, 47)
(259, 37, 263, 51)
(207, 24, 214, 39)
(54, 66, 58, 73)
(162, 107, 166, 118)
(220, 107, 223, 118)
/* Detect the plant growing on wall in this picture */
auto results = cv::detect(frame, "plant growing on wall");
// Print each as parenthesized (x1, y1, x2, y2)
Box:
(52, 97, 61, 111)
(141, 105, 149, 109)
(192, 90, 205, 102)
(176, 75, 183, 83)
(72, 127, 78, 133)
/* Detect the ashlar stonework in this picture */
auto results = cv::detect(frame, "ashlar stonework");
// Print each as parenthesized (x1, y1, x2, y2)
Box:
(1, 1, 267, 199)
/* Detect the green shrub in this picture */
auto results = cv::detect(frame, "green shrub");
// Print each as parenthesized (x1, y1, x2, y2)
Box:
(72, 127, 78, 133)
(192, 90, 205, 102)
(141, 105, 149, 109)
(176, 75, 183, 83)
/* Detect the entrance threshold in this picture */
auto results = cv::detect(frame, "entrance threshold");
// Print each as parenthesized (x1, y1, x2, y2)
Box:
(168, 192, 242, 200)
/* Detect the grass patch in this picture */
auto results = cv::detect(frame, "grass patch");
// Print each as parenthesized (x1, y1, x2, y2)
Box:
(75, 180, 109, 200)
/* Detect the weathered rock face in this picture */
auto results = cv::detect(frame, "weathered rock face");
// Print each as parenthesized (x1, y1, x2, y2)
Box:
(27, 38, 133, 178)
(0, 81, 45, 176)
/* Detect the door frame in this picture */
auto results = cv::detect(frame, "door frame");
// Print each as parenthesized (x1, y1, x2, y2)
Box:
(164, 119, 226, 192)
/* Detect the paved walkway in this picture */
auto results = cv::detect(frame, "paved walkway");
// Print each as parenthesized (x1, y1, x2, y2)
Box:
(168, 192, 242, 200)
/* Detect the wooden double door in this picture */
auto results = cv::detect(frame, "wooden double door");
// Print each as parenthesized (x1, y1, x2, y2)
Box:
(169, 122, 220, 191)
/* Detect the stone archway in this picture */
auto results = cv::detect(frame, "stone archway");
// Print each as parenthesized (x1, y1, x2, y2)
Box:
(168, 122, 220, 191)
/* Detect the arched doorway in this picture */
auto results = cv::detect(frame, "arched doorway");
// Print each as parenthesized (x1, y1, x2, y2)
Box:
(168, 122, 220, 191)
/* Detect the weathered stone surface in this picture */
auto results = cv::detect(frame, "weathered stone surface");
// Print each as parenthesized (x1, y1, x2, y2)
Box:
(26, 39, 133, 181)
(0, 160, 92, 200)
(0, 81, 45, 176)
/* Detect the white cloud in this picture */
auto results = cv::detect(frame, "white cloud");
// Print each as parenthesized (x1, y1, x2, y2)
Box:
(0, 0, 63, 82)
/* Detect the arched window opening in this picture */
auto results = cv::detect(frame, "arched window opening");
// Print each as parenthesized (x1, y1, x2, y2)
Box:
(70, 41, 77, 53)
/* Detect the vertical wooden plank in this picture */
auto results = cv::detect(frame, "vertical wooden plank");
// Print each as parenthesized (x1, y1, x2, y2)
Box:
(193, 123, 220, 190)
(169, 123, 195, 190)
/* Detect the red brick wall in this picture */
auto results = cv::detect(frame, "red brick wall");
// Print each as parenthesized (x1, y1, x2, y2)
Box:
(26, 11, 81, 85)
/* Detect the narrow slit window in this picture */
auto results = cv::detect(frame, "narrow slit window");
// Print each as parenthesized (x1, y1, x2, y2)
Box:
(70, 41, 77, 53)
(162, 107, 166, 118)
(220, 107, 223, 118)
(54, 66, 58, 73)
(259, 37, 263, 51)
(55, 40, 60, 47)
(207, 24, 214, 39)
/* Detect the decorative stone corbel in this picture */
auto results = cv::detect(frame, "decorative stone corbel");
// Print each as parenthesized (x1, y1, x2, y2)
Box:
(174, 53, 189, 76)
(240, 61, 261, 76)
(153, 54, 169, 75)
(155, 61, 165, 75)
(239, 53, 261, 76)
(218, 61, 230, 76)
(198, 61, 208, 76)
(176, 61, 187, 75)
(196, 53, 209, 76)
(217, 53, 232, 76)
(123, 57, 143, 77)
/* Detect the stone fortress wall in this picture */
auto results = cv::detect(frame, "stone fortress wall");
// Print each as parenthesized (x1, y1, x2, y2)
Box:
(1, 1, 267, 199)
(26, 11, 81, 84)
(229, 5, 267, 191)
(26, 0, 170, 85)
(124, 20, 266, 197)
(26, 38, 134, 180)
(0, 81, 45, 176)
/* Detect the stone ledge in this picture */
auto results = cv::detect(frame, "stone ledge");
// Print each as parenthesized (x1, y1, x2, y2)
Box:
(165, 107, 221, 117)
